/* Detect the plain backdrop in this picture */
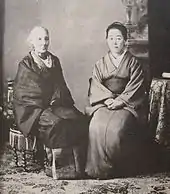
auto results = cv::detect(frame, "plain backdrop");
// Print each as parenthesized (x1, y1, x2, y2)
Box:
(3, 0, 126, 111)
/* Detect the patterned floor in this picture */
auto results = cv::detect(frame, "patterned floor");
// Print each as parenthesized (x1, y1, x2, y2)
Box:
(1, 143, 170, 194)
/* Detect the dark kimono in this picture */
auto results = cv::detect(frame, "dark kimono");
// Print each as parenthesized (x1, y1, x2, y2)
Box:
(85, 51, 148, 178)
(13, 52, 87, 149)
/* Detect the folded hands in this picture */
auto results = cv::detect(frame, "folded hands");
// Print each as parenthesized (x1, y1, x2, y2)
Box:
(104, 98, 124, 110)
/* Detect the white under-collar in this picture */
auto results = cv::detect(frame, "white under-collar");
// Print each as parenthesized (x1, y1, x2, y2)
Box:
(110, 49, 127, 68)
(31, 51, 52, 68)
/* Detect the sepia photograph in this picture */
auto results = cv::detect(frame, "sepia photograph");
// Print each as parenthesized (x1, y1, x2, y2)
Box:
(1, 0, 170, 193)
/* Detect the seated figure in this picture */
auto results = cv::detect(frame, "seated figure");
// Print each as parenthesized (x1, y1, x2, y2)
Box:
(13, 26, 88, 179)
(85, 22, 148, 179)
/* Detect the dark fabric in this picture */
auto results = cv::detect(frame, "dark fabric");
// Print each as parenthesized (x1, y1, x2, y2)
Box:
(13, 52, 88, 148)
(103, 76, 129, 94)
(38, 106, 88, 148)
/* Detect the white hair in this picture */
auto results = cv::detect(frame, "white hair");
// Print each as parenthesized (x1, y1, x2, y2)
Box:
(27, 26, 49, 47)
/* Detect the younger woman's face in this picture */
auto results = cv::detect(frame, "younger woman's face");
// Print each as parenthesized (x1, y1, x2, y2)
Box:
(32, 28, 49, 54)
(106, 28, 125, 55)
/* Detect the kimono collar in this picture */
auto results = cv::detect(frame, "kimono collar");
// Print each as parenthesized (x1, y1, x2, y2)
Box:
(31, 51, 52, 70)
(109, 49, 127, 68)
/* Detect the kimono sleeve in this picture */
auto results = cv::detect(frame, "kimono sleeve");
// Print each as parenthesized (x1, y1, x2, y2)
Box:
(116, 57, 147, 110)
(92, 61, 103, 83)
(88, 60, 113, 106)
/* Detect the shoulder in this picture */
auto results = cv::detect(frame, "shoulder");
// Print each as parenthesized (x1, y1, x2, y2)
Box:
(94, 54, 107, 71)
(126, 51, 141, 68)
(19, 53, 33, 69)
(48, 52, 60, 63)
(48, 52, 62, 70)
(126, 51, 138, 63)
(14, 54, 34, 83)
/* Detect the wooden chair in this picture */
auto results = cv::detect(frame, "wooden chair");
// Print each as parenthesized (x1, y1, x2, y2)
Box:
(44, 146, 82, 179)
(9, 126, 39, 171)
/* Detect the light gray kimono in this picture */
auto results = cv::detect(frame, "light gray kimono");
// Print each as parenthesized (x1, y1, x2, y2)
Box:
(85, 51, 148, 178)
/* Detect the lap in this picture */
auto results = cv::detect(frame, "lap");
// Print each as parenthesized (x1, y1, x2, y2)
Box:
(90, 107, 135, 134)
(89, 107, 138, 154)
(38, 106, 88, 149)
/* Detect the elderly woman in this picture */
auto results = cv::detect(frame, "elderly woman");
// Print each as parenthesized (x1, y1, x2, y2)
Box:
(13, 26, 88, 178)
(85, 22, 148, 178)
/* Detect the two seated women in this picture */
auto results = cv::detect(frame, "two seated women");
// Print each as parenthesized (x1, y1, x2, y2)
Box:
(13, 22, 148, 179)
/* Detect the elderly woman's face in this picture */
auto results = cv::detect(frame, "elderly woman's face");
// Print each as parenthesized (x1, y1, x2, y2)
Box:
(32, 28, 49, 54)
(106, 28, 125, 55)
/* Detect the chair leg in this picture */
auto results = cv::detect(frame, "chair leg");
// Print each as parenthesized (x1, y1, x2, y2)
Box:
(45, 147, 52, 166)
(32, 150, 36, 164)
(44, 149, 48, 170)
(22, 150, 27, 171)
(13, 147, 18, 167)
(51, 148, 62, 179)
(73, 147, 81, 173)
(52, 149, 57, 179)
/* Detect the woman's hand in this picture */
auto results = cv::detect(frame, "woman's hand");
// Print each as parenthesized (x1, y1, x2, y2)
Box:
(105, 98, 124, 110)
(104, 98, 115, 107)
(39, 108, 61, 126)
